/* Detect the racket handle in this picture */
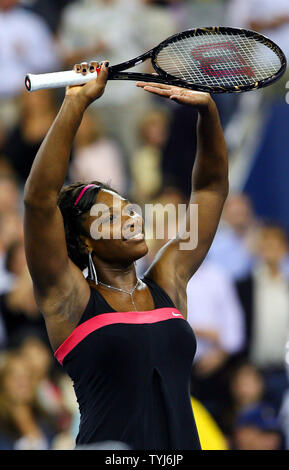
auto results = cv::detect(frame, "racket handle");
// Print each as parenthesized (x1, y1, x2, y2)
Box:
(25, 69, 99, 92)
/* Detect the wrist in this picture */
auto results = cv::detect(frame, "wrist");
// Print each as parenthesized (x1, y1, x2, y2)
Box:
(198, 96, 216, 115)
(63, 94, 89, 114)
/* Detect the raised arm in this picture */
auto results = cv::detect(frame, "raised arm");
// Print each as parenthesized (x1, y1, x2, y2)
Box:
(24, 62, 109, 349)
(138, 83, 229, 313)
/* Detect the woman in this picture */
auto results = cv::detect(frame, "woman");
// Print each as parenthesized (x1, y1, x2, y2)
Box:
(0, 351, 50, 450)
(3, 89, 57, 184)
(24, 61, 228, 450)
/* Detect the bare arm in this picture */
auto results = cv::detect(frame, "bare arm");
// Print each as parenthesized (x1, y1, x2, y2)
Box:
(24, 62, 109, 349)
(138, 84, 229, 313)
(249, 15, 289, 32)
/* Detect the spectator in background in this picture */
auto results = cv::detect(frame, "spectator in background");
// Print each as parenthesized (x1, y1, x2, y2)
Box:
(18, 334, 72, 436)
(227, 0, 289, 60)
(187, 260, 245, 425)
(50, 372, 79, 449)
(130, 109, 170, 203)
(236, 223, 289, 411)
(21, 0, 76, 34)
(3, 89, 57, 185)
(59, 0, 150, 157)
(59, 0, 138, 70)
(208, 193, 258, 281)
(0, 210, 23, 257)
(223, 362, 265, 437)
(232, 403, 284, 450)
(0, 175, 21, 214)
(226, 0, 289, 102)
(69, 110, 127, 195)
(139, 0, 178, 50)
(0, 124, 14, 176)
(58, 0, 180, 158)
(0, 351, 51, 449)
(0, 241, 46, 346)
(0, 0, 59, 96)
(0, 0, 59, 130)
(0, 176, 23, 294)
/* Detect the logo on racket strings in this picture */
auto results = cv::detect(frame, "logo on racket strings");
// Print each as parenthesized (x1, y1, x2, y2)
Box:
(191, 42, 255, 80)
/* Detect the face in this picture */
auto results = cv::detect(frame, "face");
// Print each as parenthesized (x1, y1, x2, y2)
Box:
(0, 211, 23, 251)
(256, 228, 288, 265)
(230, 365, 264, 406)
(0, 179, 20, 213)
(81, 189, 148, 265)
(1, 357, 35, 405)
(20, 339, 51, 382)
(141, 113, 168, 148)
(223, 194, 253, 234)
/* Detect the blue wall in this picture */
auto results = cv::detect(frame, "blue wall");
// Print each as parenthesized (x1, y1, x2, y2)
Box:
(244, 100, 289, 233)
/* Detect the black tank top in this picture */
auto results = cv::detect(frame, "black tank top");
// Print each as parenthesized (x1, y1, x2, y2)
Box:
(54, 277, 201, 450)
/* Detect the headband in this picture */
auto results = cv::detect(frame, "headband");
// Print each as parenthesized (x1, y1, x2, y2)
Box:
(74, 184, 99, 207)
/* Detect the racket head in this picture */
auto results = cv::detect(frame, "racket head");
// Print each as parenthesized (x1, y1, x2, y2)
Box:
(151, 26, 287, 93)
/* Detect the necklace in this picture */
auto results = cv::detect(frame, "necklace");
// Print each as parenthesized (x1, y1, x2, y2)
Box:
(97, 278, 141, 311)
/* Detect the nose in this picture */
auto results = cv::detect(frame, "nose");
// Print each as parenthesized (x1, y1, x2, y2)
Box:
(122, 214, 143, 236)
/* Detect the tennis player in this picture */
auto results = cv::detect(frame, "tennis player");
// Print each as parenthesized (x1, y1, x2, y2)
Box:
(24, 60, 228, 450)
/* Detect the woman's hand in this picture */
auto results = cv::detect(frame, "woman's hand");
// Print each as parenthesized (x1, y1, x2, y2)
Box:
(65, 60, 109, 109)
(136, 81, 213, 111)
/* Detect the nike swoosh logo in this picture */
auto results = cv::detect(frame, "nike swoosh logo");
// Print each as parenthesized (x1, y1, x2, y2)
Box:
(172, 312, 182, 317)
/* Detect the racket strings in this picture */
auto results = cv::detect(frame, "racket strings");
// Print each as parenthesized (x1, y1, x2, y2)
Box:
(156, 31, 282, 88)
(160, 34, 279, 83)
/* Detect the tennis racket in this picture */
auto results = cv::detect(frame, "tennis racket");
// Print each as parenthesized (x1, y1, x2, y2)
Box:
(25, 26, 287, 94)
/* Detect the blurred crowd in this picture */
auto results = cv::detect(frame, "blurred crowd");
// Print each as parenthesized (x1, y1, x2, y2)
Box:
(0, 0, 289, 451)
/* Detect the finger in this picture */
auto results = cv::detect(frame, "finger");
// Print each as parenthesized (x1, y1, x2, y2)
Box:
(73, 63, 81, 73)
(96, 60, 109, 86)
(143, 86, 173, 97)
(145, 82, 172, 90)
(89, 61, 99, 73)
(80, 62, 89, 75)
(136, 82, 149, 88)
(137, 81, 172, 90)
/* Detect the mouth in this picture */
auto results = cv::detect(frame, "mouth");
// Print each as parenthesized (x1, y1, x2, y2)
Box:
(123, 232, 145, 242)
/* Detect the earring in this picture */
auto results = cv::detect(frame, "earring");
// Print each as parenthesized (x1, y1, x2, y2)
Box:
(88, 251, 97, 283)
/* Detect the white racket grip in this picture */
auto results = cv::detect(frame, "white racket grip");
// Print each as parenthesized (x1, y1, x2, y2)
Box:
(25, 69, 99, 92)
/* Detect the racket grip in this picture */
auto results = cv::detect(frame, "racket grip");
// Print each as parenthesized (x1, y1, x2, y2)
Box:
(25, 69, 99, 92)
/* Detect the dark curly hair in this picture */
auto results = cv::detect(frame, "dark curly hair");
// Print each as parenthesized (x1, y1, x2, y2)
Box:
(58, 181, 118, 271)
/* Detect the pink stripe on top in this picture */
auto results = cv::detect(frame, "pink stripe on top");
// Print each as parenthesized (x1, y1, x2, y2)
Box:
(74, 184, 98, 206)
(54, 307, 184, 365)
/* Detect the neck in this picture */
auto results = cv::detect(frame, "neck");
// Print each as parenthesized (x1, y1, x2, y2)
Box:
(94, 258, 138, 290)
(266, 261, 280, 278)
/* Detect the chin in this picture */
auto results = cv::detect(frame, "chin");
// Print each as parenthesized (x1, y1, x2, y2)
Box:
(126, 239, 149, 262)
